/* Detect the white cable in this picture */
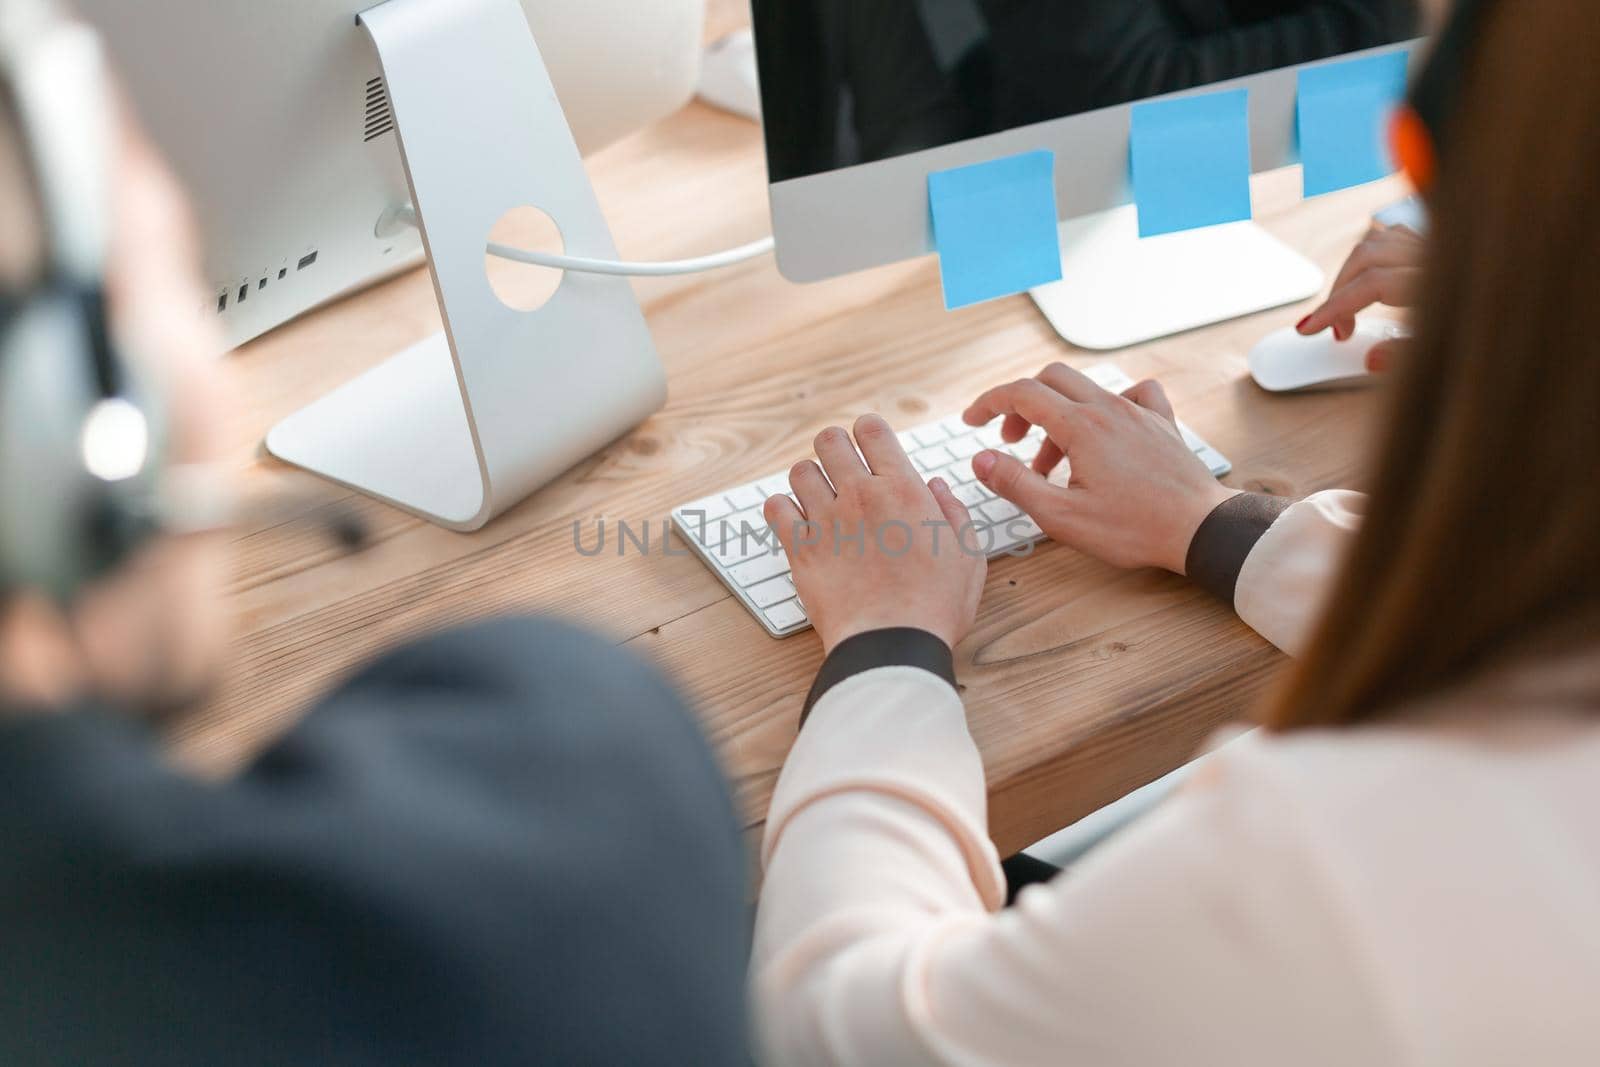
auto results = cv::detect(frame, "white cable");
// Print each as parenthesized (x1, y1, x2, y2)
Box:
(391, 205, 774, 278)
(488, 234, 775, 277)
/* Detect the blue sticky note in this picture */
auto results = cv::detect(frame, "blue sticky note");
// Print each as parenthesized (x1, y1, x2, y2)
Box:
(1131, 89, 1253, 238)
(928, 150, 1062, 311)
(1298, 52, 1410, 197)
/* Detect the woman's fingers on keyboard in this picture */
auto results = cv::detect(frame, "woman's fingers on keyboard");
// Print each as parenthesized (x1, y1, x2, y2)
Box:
(1000, 413, 1032, 444)
(927, 476, 969, 528)
(971, 449, 1057, 519)
(963, 379, 1081, 448)
(788, 459, 833, 516)
(1032, 438, 1065, 477)
(1121, 379, 1175, 422)
(927, 479, 986, 572)
(853, 414, 918, 480)
(763, 492, 805, 551)
(1035, 362, 1108, 404)
(813, 426, 868, 487)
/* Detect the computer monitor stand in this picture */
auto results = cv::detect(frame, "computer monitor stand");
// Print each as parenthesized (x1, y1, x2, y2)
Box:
(1028, 204, 1324, 352)
(264, 0, 665, 532)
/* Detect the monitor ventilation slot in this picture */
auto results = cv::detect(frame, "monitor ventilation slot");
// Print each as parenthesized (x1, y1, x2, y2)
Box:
(364, 76, 394, 142)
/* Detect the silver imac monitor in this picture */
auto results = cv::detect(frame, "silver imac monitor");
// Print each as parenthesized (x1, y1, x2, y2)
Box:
(72, 0, 703, 352)
(752, 2, 1425, 348)
(67, 0, 701, 529)
(73, 1, 423, 351)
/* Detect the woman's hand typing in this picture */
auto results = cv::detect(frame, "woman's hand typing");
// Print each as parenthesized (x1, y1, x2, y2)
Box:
(963, 364, 1237, 575)
(763, 416, 987, 654)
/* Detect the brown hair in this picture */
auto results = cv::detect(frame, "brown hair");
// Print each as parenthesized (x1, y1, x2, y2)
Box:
(1268, 0, 1600, 730)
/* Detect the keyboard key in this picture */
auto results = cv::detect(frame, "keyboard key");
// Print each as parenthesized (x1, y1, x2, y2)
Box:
(953, 470, 994, 498)
(989, 519, 1045, 555)
(928, 460, 960, 489)
(912, 444, 954, 471)
(979, 498, 1021, 523)
(910, 424, 949, 448)
(756, 475, 790, 497)
(680, 510, 730, 546)
(730, 551, 790, 588)
(1086, 364, 1134, 392)
(764, 600, 808, 631)
(954, 483, 988, 508)
(939, 415, 971, 437)
(896, 431, 920, 452)
(707, 506, 768, 544)
(1197, 447, 1232, 476)
(726, 484, 765, 511)
(987, 527, 1022, 554)
(710, 529, 778, 566)
(930, 461, 972, 487)
(683, 493, 736, 522)
(748, 575, 797, 608)
(946, 435, 984, 459)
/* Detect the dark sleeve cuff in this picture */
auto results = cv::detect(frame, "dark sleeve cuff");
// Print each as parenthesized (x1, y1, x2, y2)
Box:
(1185, 493, 1293, 605)
(800, 628, 956, 727)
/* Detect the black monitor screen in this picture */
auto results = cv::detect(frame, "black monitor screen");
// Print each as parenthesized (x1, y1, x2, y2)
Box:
(753, 0, 1422, 183)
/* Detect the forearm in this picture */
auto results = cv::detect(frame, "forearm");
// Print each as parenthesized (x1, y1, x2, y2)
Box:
(755, 790, 997, 1064)
(755, 647, 1006, 1063)
(765, 657, 1004, 907)
(754, 682, 1387, 1065)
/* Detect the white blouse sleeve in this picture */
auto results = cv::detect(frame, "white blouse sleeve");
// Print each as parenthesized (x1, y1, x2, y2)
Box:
(1233, 490, 1366, 656)
(753, 671, 1394, 1066)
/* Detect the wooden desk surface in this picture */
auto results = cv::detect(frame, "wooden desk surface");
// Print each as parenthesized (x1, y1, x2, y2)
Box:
(177, 13, 1401, 855)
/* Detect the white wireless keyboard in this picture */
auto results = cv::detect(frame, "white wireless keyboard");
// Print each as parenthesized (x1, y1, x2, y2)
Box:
(671, 363, 1233, 639)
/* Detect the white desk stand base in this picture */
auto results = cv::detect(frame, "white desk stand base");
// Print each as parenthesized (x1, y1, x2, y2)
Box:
(266, 0, 666, 531)
(1030, 205, 1324, 352)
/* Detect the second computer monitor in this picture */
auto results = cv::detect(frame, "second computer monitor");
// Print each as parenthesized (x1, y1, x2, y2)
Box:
(74, 0, 705, 352)
(753, 0, 1424, 284)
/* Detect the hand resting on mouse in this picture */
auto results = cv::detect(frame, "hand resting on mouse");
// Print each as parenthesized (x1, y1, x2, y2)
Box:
(1296, 222, 1425, 372)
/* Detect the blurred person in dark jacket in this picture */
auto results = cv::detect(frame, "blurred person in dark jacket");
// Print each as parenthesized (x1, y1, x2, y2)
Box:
(0, 6, 748, 1065)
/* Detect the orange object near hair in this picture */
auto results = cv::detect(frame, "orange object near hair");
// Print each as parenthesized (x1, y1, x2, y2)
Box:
(1391, 106, 1436, 192)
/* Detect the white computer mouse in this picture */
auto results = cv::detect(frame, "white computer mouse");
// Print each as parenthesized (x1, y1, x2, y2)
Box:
(1248, 319, 1409, 393)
